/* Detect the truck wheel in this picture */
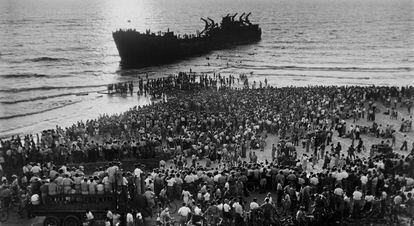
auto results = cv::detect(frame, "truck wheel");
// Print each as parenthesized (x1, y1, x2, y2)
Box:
(44, 216, 60, 226)
(62, 215, 80, 226)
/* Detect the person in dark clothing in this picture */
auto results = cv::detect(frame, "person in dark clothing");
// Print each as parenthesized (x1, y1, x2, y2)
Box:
(401, 135, 408, 151)
(348, 145, 355, 160)
(260, 198, 276, 226)
(335, 142, 342, 156)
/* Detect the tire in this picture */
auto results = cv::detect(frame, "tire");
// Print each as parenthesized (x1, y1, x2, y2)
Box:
(0, 208, 8, 222)
(44, 216, 61, 226)
(62, 215, 80, 226)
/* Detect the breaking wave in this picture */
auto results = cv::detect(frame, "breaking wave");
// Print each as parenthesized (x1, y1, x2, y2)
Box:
(0, 84, 106, 93)
(28, 57, 69, 62)
(0, 92, 91, 104)
(0, 73, 50, 78)
(233, 65, 413, 73)
(0, 100, 81, 120)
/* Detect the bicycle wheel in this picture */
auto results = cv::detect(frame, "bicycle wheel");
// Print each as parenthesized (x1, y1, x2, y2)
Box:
(0, 208, 9, 222)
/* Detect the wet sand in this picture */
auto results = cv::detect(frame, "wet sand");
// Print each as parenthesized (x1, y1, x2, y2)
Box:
(0, 91, 152, 138)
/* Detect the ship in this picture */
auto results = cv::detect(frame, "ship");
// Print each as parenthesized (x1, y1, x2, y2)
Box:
(112, 13, 261, 68)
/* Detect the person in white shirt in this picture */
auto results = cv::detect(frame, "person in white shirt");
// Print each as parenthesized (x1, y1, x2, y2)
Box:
(232, 197, 244, 225)
(31, 194, 40, 205)
(126, 212, 134, 225)
(107, 163, 118, 190)
(223, 199, 231, 219)
(134, 164, 143, 194)
(204, 190, 211, 203)
(22, 164, 30, 175)
(217, 202, 223, 211)
(182, 189, 192, 204)
(264, 193, 273, 204)
(352, 188, 362, 201)
(105, 209, 113, 221)
(31, 164, 42, 174)
(224, 182, 230, 190)
(334, 185, 344, 196)
(102, 176, 111, 193)
(365, 195, 374, 203)
(104, 218, 111, 226)
(194, 204, 202, 215)
(213, 173, 220, 183)
(233, 201, 243, 216)
(360, 174, 368, 194)
(310, 176, 319, 186)
(177, 203, 192, 225)
(135, 213, 144, 226)
(133, 165, 143, 178)
(166, 176, 175, 200)
(185, 174, 194, 184)
(86, 209, 94, 225)
(59, 164, 67, 174)
(352, 187, 363, 217)
(112, 212, 121, 226)
(167, 176, 175, 187)
(159, 160, 166, 168)
(250, 198, 259, 210)
(97, 183, 105, 195)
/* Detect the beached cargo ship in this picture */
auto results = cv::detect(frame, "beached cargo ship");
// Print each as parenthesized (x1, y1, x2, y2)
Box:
(113, 13, 261, 67)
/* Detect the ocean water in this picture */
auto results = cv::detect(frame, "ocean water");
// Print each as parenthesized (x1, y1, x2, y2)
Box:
(0, 0, 413, 137)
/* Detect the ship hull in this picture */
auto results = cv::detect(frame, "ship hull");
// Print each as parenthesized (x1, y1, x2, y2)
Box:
(113, 21, 261, 68)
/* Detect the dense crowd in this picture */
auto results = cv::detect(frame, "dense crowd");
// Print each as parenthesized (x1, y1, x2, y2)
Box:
(107, 81, 134, 95)
(1, 72, 414, 225)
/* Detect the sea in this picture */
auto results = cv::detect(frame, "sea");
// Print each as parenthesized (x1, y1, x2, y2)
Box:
(0, 0, 413, 138)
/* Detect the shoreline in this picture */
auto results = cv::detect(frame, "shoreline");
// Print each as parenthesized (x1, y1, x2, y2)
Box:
(1, 73, 412, 161)
(1, 72, 413, 140)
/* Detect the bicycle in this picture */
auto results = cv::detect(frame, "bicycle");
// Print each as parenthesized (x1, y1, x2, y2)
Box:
(204, 215, 223, 226)
(278, 216, 295, 226)
(188, 214, 207, 226)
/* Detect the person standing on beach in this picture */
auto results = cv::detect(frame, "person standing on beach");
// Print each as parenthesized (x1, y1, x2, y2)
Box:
(391, 132, 396, 147)
(320, 142, 326, 159)
(133, 164, 143, 195)
(326, 129, 333, 145)
(347, 145, 355, 160)
(107, 163, 118, 192)
(271, 144, 276, 161)
(400, 135, 408, 151)
(335, 142, 342, 156)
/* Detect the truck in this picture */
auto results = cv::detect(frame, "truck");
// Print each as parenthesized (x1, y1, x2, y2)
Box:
(28, 194, 117, 226)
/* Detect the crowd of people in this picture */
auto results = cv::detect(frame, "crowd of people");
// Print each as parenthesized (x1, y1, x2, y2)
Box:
(107, 81, 134, 95)
(1, 72, 414, 225)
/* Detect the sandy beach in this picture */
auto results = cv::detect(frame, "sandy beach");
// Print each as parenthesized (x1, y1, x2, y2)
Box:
(1, 74, 413, 226)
